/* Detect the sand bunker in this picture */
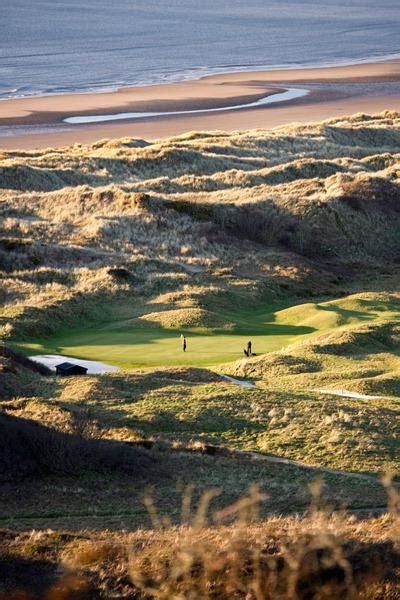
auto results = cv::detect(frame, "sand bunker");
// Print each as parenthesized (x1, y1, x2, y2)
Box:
(30, 354, 118, 375)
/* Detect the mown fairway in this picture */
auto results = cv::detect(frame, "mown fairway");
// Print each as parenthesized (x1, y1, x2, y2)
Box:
(16, 294, 400, 368)
(19, 330, 300, 368)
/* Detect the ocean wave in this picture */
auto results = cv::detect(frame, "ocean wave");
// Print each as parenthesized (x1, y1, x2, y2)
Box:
(1, 51, 400, 101)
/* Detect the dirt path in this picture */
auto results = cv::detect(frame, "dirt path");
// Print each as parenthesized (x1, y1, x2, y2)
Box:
(220, 374, 257, 388)
(242, 450, 378, 482)
(319, 389, 384, 400)
(0, 503, 387, 526)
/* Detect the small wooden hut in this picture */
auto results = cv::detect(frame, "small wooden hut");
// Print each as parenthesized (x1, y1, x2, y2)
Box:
(55, 362, 87, 376)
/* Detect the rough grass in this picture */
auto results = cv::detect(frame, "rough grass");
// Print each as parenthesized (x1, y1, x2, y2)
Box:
(226, 314, 400, 397)
(1, 112, 400, 342)
(2, 360, 397, 475)
(1, 375, 390, 532)
(0, 503, 399, 598)
(0, 346, 395, 532)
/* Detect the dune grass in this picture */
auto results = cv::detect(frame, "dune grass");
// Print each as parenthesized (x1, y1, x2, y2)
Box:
(2, 509, 399, 598)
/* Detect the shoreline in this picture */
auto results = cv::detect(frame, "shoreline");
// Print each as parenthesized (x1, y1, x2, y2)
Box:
(1, 60, 400, 150)
(3, 52, 400, 102)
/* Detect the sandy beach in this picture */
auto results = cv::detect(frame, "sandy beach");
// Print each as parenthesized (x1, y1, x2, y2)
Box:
(1, 61, 400, 149)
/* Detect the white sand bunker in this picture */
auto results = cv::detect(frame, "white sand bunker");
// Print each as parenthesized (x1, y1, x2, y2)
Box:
(30, 354, 118, 375)
(319, 389, 383, 400)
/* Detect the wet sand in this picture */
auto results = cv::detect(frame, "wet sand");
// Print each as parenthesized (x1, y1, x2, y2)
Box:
(1, 61, 400, 149)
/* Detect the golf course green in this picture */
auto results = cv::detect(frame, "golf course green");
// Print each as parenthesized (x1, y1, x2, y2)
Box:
(14, 294, 400, 368)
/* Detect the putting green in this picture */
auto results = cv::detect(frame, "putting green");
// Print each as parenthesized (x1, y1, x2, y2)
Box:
(15, 294, 400, 368)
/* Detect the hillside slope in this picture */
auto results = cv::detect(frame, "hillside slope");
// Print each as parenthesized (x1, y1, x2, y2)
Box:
(1, 112, 400, 344)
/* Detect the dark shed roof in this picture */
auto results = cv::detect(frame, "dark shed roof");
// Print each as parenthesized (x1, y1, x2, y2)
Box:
(55, 362, 88, 375)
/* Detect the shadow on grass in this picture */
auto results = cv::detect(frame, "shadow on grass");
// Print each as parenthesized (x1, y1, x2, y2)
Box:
(0, 412, 160, 482)
(317, 304, 377, 323)
(60, 400, 242, 439)
(0, 553, 59, 598)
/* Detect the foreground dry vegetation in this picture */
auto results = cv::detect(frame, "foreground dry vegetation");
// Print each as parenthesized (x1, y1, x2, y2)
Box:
(1, 499, 399, 599)
(0, 113, 399, 597)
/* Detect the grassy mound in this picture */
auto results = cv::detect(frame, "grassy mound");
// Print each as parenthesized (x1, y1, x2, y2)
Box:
(4, 362, 396, 474)
(148, 366, 224, 383)
(310, 320, 399, 356)
(139, 307, 233, 329)
(229, 352, 322, 379)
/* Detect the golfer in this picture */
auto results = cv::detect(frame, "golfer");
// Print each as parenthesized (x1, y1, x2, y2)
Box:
(181, 334, 187, 352)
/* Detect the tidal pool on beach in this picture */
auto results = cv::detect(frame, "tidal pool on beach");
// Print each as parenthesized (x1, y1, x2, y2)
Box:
(63, 87, 309, 124)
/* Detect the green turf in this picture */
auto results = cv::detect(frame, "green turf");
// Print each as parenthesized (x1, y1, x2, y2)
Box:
(14, 294, 400, 368)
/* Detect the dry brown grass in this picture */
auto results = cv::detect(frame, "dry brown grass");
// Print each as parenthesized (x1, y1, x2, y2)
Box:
(1, 484, 398, 599)
(1, 112, 400, 338)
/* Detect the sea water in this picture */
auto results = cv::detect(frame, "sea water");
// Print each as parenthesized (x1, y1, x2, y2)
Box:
(0, 0, 399, 99)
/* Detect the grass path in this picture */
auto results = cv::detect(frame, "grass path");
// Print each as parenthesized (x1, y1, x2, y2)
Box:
(242, 450, 379, 482)
(0, 505, 389, 525)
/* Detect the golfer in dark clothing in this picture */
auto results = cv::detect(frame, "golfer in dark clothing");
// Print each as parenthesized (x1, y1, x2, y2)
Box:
(182, 335, 187, 352)
(247, 340, 252, 356)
